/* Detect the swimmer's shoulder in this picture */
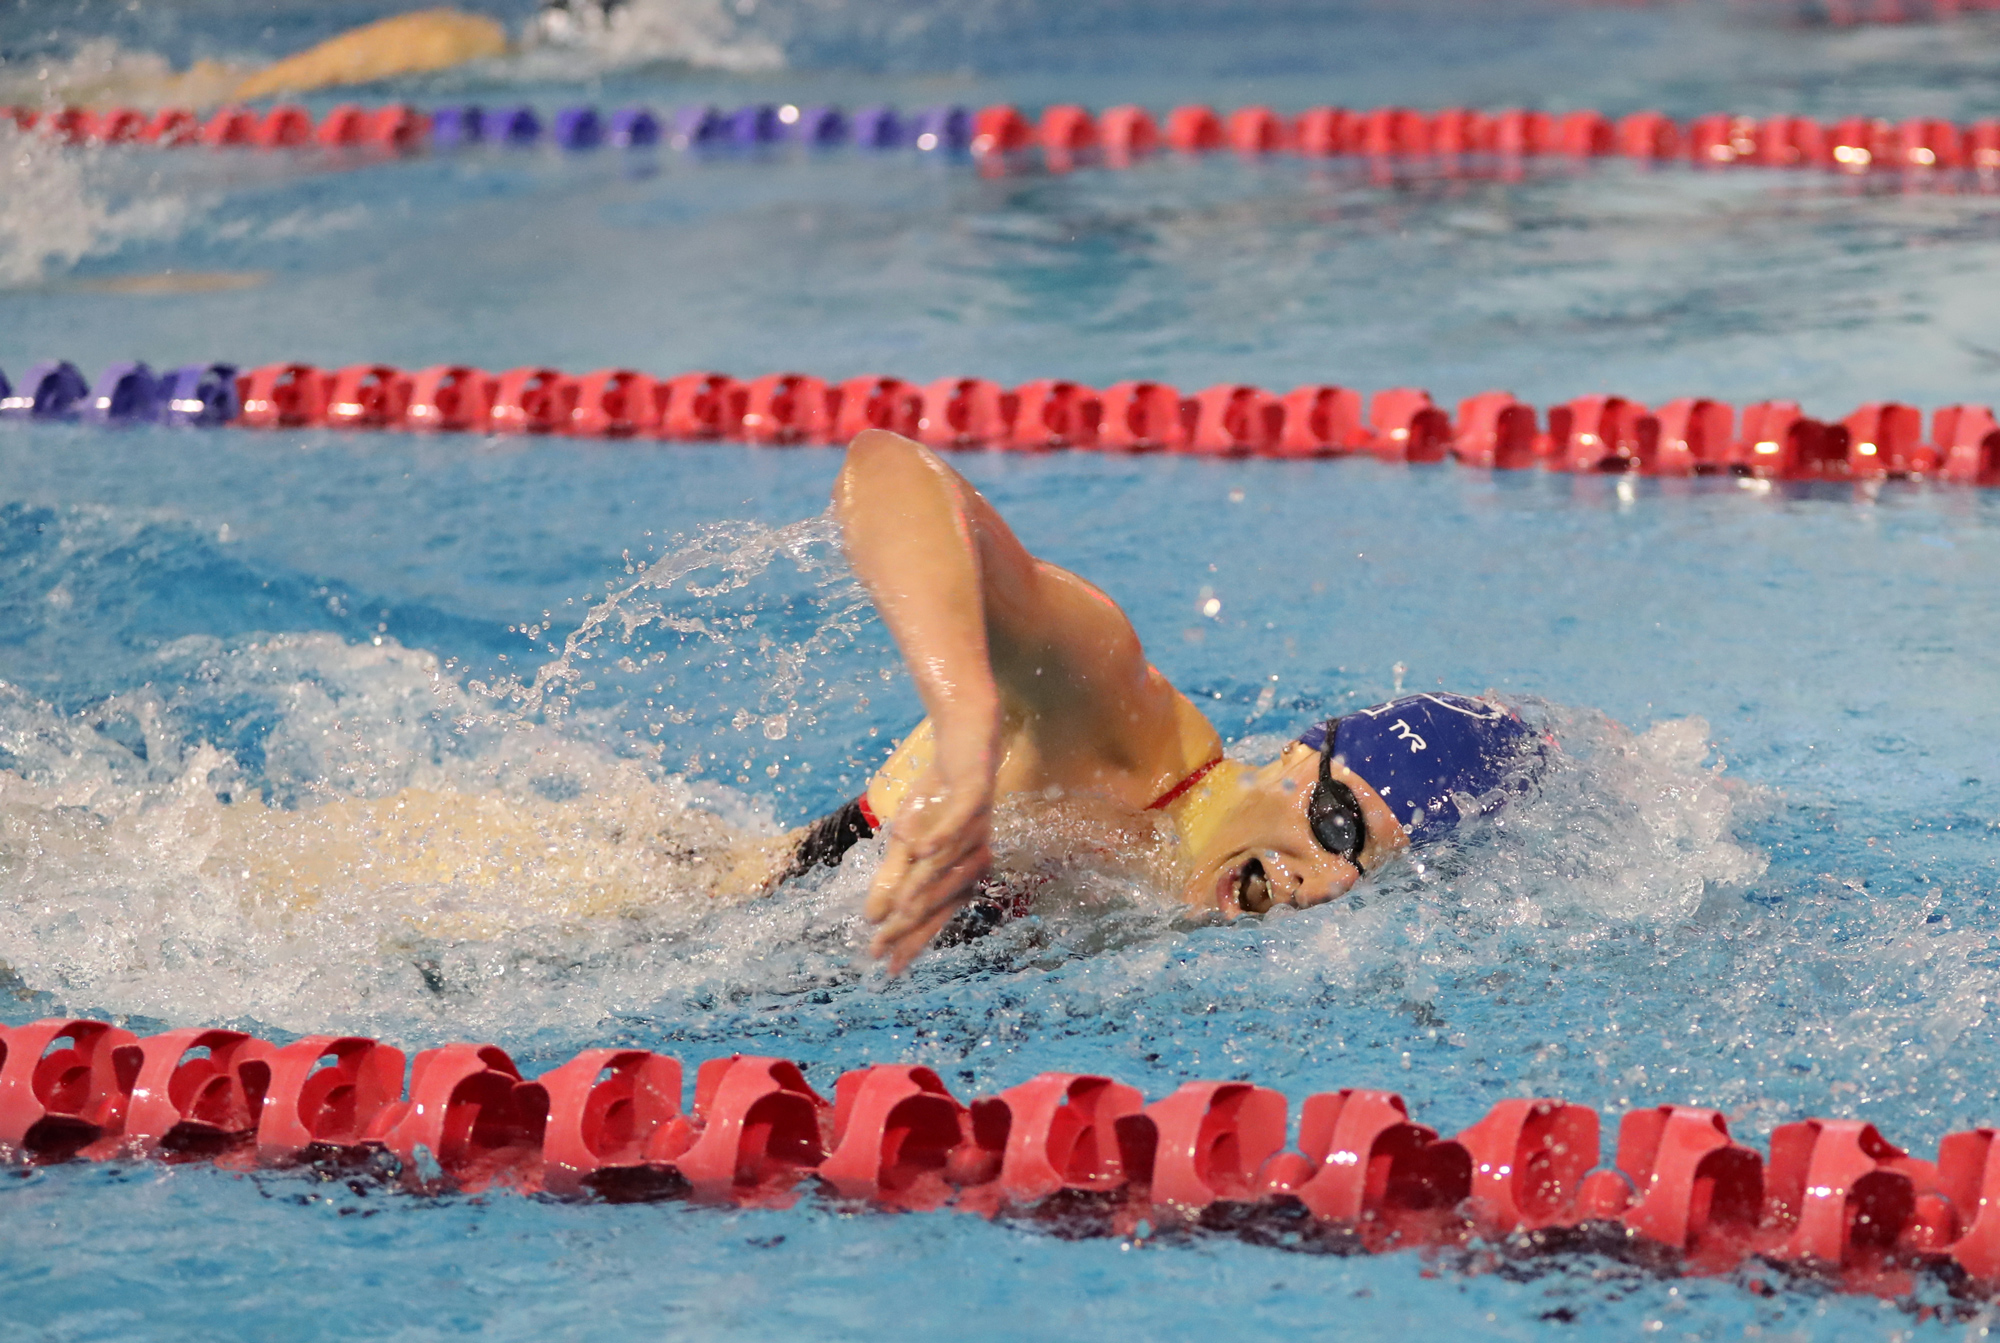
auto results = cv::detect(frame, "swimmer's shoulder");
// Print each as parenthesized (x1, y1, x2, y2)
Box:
(857, 684, 1218, 826)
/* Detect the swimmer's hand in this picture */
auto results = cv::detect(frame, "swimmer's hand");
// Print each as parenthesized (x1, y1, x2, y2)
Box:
(864, 718, 998, 974)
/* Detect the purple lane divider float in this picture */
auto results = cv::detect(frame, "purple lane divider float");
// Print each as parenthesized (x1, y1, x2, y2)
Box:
(0, 360, 88, 420)
(0, 361, 237, 426)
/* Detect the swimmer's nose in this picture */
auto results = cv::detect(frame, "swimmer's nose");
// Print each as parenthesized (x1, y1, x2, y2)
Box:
(1248, 855, 1317, 912)
(1292, 856, 1358, 908)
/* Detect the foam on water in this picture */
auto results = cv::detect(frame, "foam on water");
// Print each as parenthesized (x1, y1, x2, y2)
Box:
(0, 37, 248, 113)
(0, 511, 838, 1034)
(523, 0, 785, 72)
(0, 126, 190, 287)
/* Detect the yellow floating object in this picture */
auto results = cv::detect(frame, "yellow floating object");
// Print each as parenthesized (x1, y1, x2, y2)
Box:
(230, 8, 508, 101)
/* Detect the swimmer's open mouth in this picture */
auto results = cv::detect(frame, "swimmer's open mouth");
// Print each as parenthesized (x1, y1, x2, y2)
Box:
(1233, 857, 1274, 914)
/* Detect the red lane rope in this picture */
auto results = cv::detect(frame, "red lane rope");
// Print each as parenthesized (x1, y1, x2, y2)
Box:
(974, 103, 2000, 177)
(6, 100, 1998, 182)
(11, 355, 1995, 484)
(1, 103, 428, 151)
(2, 1015, 1998, 1300)
(223, 361, 2000, 487)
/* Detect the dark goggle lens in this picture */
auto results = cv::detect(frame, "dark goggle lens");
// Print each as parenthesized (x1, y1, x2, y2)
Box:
(1309, 777, 1365, 863)
(1306, 724, 1367, 865)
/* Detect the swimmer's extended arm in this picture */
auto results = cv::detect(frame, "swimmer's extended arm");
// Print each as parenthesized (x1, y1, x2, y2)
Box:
(833, 430, 1212, 971)
(230, 9, 507, 101)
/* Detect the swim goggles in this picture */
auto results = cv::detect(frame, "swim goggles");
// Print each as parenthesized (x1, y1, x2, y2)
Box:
(1305, 720, 1368, 867)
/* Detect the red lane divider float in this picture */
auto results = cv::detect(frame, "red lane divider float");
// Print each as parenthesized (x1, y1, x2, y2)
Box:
(986, 102, 2000, 179)
(6, 99, 1997, 183)
(2, 103, 428, 151)
(10, 356, 1995, 488)
(7, 1017, 2000, 1304)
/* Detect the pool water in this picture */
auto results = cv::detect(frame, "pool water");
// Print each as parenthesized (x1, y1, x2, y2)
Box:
(2, 1, 2000, 1339)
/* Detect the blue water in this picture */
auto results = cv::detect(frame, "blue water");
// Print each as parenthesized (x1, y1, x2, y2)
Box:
(2, 1, 2000, 1339)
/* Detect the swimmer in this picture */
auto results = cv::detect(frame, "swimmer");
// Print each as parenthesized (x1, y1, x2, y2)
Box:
(11, 0, 710, 112)
(176, 429, 1535, 965)
(6, 9, 506, 111)
(800, 429, 1543, 973)
(11, 2, 773, 118)
(229, 9, 508, 103)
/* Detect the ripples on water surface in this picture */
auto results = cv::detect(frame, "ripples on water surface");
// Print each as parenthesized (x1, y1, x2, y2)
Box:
(1, 0, 1998, 1338)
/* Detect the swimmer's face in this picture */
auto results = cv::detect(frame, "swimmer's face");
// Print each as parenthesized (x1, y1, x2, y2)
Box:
(1179, 743, 1409, 917)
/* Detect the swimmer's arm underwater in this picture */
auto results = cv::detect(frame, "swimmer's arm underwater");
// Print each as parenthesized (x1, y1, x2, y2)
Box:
(832, 430, 1217, 970)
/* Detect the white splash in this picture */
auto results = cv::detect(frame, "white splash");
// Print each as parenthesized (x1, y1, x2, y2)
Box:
(0, 125, 189, 287)
(0, 38, 248, 113)
(520, 0, 785, 72)
(0, 515, 884, 1038)
(1292, 702, 1774, 993)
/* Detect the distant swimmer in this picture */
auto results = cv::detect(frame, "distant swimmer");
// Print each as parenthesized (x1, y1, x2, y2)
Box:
(789, 430, 1545, 972)
(6, 1, 780, 111)
(229, 9, 509, 101)
(5, 8, 505, 111)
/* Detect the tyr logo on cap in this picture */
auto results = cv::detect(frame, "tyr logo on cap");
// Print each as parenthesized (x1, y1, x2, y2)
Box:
(1389, 719, 1427, 751)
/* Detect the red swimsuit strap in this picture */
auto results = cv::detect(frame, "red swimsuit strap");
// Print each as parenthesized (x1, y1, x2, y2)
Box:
(1145, 753, 1225, 811)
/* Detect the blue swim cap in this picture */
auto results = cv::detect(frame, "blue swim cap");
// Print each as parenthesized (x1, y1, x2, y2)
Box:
(1296, 693, 1540, 844)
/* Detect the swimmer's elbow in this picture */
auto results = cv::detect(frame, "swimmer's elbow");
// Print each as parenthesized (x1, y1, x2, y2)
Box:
(841, 428, 925, 477)
(833, 430, 935, 515)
